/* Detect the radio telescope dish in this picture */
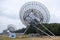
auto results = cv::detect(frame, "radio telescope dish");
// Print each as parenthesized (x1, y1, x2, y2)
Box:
(20, 1, 50, 26)
(19, 1, 55, 38)
(7, 24, 16, 32)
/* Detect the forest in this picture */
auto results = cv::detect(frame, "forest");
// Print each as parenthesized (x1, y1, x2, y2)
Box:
(14, 23, 60, 36)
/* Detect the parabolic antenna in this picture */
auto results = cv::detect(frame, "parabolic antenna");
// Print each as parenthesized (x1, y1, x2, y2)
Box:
(20, 1, 50, 26)
(7, 24, 16, 32)
(19, 1, 55, 38)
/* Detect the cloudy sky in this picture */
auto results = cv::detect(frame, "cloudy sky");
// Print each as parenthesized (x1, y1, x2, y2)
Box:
(0, 0, 60, 33)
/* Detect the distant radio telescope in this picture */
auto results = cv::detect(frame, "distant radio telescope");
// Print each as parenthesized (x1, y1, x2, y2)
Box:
(7, 24, 16, 32)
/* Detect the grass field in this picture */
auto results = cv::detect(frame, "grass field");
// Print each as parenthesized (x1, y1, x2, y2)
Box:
(0, 36, 60, 40)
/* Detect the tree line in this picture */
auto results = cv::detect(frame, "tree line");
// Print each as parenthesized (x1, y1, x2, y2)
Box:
(14, 23, 60, 36)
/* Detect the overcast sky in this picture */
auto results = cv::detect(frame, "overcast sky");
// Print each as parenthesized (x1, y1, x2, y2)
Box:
(0, 0, 60, 33)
